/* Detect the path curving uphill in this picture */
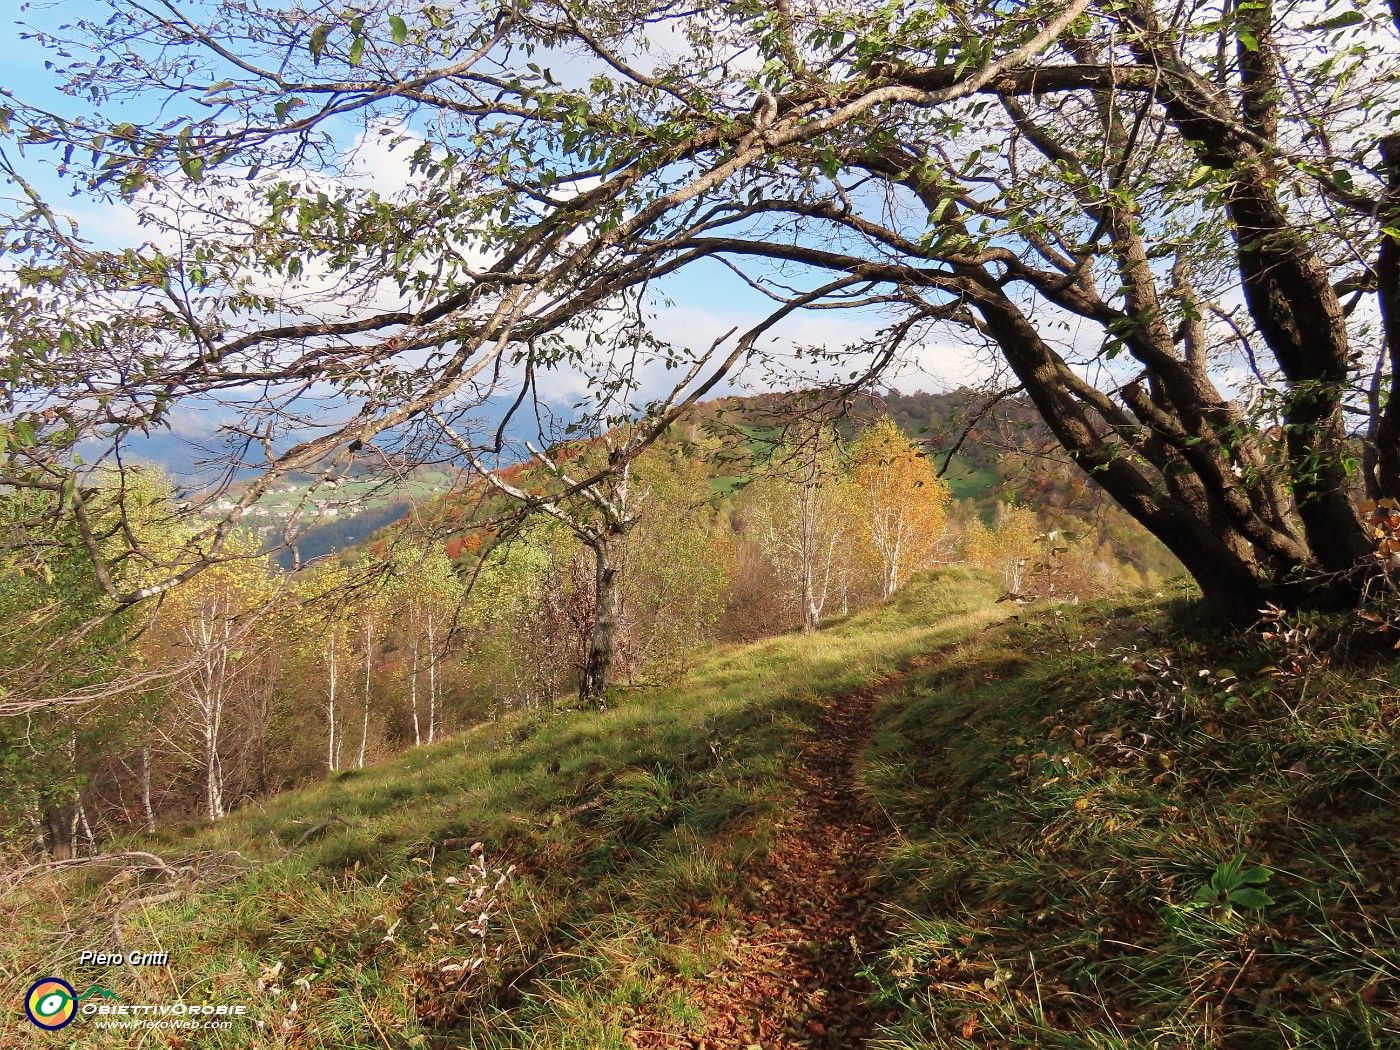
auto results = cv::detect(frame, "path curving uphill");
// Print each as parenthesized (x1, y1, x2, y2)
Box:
(633, 667, 916, 1050)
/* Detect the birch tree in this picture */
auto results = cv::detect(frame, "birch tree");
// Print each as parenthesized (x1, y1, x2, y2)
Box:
(152, 534, 275, 820)
(386, 543, 462, 743)
(963, 505, 1043, 595)
(354, 592, 384, 769)
(849, 417, 950, 597)
(745, 426, 860, 634)
(293, 562, 353, 772)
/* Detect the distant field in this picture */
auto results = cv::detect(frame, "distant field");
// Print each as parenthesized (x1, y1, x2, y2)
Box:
(203, 469, 456, 561)
(248, 469, 455, 512)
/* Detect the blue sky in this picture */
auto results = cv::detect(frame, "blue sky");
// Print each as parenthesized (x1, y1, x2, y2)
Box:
(3, 0, 983, 473)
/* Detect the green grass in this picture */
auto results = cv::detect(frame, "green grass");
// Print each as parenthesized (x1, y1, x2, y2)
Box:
(863, 592, 1400, 1048)
(1, 569, 1004, 1048)
(8, 572, 1398, 1048)
(939, 453, 998, 504)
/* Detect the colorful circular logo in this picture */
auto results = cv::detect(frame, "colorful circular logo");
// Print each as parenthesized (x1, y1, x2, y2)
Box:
(24, 978, 77, 1031)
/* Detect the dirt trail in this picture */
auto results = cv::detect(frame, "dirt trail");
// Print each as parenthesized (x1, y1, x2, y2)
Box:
(634, 668, 912, 1050)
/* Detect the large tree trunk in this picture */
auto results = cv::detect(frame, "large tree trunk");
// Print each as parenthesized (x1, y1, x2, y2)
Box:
(1117, 0, 1379, 607)
(852, 14, 1391, 626)
(41, 804, 75, 860)
(967, 274, 1277, 627)
(580, 535, 620, 705)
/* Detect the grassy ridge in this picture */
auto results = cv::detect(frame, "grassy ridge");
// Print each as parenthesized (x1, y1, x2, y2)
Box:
(1, 571, 1004, 1048)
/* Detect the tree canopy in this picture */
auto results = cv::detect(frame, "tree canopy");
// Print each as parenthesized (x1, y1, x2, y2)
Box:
(2, 0, 1399, 627)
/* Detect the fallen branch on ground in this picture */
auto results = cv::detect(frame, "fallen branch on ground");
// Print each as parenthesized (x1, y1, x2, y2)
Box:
(2, 851, 179, 890)
(289, 813, 361, 849)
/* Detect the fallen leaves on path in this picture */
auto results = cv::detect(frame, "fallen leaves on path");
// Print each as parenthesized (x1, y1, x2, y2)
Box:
(631, 671, 910, 1050)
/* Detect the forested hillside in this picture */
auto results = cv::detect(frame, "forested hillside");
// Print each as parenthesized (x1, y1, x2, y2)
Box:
(241, 389, 1178, 583)
(0, 394, 1184, 865)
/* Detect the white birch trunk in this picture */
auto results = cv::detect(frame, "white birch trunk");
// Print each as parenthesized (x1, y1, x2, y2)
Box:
(326, 634, 339, 772)
(410, 632, 421, 747)
(185, 609, 230, 821)
(140, 745, 155, 831)
(359, 619, 373, 769)
(426, 616, 437, 744)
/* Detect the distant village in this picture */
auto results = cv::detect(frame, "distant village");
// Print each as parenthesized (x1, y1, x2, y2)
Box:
(198, 478, 446, 540)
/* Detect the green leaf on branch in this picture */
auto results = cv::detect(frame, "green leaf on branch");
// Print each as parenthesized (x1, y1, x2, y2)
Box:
(389, 15, 408, 45)
(273, 97, 304, 122)
(309, 24, 330, 62)
(1307, 10, 1365, 30)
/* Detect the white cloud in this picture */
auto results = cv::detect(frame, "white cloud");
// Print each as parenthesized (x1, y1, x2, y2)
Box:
(343, 121, 428, 195)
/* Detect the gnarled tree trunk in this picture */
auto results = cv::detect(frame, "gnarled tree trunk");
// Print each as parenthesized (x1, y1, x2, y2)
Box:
(580, 533, 621, 706)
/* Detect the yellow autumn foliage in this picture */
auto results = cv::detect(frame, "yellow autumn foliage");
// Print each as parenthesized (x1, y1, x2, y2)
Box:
(848, 417, 950, 597)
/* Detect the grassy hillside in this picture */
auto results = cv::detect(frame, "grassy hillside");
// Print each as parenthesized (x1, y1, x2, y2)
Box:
(865, 597, 1400, 1048)
(1, 572, 1002, 1048)
(4, 573, 1398, 1048)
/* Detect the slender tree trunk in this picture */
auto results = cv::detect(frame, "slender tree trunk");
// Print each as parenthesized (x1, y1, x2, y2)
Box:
(580, 536, 620, 705)
(184, 611, 230, 820)
(326, 635, 338, 773)
(427, 617, 437, 744)
(140, 744, 155, 831)
(204, 703, 224, 819)
(1376, 132, 1400, 500)
(799, 472, 820, 634)
(884, 528, 902, 598)
(410, 633, 421, 746)
(76, 793, 94, 855)
(816, 530, 841, 626)
(359, 620, 372, 769)
(205, 683, 226, 820)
